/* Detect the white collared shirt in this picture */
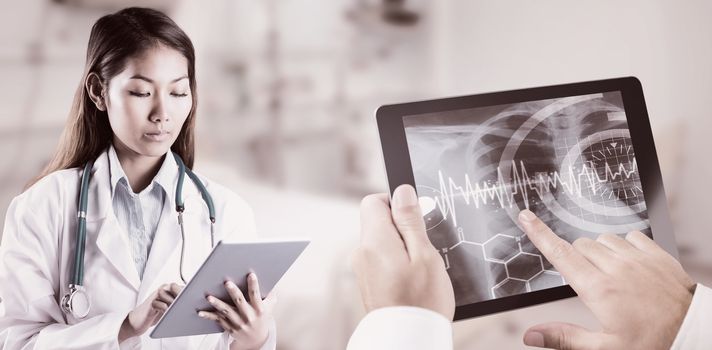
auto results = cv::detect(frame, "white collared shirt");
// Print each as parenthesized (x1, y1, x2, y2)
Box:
(107, 145, 170, 280)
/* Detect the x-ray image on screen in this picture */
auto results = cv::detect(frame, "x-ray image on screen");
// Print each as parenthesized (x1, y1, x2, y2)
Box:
(403, 91, 650, 306)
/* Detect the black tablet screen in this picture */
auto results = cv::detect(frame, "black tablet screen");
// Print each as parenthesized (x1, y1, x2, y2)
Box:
(402, 91, 650, 306)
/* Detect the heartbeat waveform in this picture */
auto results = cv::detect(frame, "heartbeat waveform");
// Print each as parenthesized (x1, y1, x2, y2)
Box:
(432, 159, 639, 225)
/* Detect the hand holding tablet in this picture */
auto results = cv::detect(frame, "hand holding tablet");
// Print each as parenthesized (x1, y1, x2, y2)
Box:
(352, 186, 455, 320)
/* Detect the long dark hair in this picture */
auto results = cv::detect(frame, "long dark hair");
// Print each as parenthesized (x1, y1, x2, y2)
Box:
(28, 7, 197, 188)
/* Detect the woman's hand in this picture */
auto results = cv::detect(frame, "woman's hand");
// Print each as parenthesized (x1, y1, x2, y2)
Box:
(198, 273, 276, 350)
(119, 283, 183, 343)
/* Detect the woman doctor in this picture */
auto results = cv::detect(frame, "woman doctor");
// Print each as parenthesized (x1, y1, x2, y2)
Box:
(0, 7, 276, 350)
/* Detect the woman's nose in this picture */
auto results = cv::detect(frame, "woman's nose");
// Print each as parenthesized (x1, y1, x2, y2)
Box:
(150, 97, 170, 123)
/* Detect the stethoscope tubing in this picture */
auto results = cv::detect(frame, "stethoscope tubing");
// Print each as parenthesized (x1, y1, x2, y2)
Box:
(73, 161, 93, 286)
(64, 152, 216, 319)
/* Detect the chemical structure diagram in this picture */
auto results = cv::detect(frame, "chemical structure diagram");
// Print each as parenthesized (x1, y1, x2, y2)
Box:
(441, 227, 566, 299)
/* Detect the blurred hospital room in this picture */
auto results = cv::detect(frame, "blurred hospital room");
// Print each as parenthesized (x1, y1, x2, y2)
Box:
(1, 0, 712, 349)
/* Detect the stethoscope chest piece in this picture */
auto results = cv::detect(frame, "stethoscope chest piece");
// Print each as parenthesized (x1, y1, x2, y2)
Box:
(61, 284, 91, 319)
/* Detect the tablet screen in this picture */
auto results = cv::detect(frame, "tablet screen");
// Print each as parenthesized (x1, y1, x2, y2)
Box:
(402, 91, 651, 306)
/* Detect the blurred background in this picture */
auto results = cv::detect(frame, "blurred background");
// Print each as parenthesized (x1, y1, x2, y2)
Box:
(1, 0, 711, 349)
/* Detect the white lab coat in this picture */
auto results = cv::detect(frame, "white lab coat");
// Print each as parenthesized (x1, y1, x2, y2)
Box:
(346, 307, 452, 350)
(347, 284, 712, 350)
(0, 149, 276, 349)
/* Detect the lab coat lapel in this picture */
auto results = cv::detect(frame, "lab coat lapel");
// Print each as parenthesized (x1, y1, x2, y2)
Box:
(87, 151, 141, 291)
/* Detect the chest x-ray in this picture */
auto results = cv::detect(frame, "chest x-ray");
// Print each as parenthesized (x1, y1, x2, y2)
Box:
(403, 91, 650, 306)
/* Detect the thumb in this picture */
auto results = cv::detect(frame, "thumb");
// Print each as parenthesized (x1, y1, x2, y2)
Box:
(523, 322, 606, 350)
(390, 184, 430, 258)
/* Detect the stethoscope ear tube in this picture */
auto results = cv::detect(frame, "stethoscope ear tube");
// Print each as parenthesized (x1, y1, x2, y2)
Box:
(185, 168, 215, 222)
(63, 162, 93, 319)
(174, 152, 187, 213)
(172, 152, 214, 220)
(74, 162, 93, 286)
(172, 152, 217, 280)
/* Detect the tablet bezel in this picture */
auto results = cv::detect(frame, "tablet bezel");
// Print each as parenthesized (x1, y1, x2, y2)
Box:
(375, 77, 677, 320)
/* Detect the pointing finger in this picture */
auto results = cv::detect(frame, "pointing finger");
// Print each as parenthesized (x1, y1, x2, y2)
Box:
(518, 209, 602, 291)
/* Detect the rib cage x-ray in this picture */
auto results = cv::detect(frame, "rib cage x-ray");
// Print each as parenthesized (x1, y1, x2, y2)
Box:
(403, 91, 650, 306)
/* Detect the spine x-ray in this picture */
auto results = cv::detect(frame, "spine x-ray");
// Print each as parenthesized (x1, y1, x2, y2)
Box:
(403, 92, 650, 306)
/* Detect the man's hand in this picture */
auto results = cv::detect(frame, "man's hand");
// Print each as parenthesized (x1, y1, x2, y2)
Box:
(518, 209, 696, 350)
(352, 184, 455, 320)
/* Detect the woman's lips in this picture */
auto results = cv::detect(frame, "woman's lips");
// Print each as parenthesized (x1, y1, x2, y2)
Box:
(144, 131, 170, 142)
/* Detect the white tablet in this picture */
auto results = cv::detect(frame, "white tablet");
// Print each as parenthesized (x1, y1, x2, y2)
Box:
(150, 239, 309, 338)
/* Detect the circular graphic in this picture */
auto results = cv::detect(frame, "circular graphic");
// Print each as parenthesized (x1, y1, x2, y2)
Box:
(584, 137, 644, 207)
(416, 184, 446, 231)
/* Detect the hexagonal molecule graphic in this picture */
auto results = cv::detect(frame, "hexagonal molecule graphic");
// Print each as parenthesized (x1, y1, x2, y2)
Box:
(506, 252, 543, 280)
(483, 234, 519, 262)
(519, 234, 555, 270)
(529, 271, 566, 291)
(443, 242, 511, 305)
(492, 279, 527, 298)
(488, 260, 507, 289)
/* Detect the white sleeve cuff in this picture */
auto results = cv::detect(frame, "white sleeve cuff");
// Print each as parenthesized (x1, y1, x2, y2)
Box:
(259, 318, 277, 350)
(347, 306, 452, 350)
(671, 283, 712, 350)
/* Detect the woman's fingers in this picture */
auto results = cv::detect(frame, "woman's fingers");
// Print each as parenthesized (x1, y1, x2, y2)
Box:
(224, 280, 257, 322)
(215, 316, 235, 334)
(206, 295, 246, 329)
(198, 311, 240, 334)
(246, 273, 264, 313)
(168, 283, 184, 297)
(157, 288, 176, 305)
(151, 299, 169, 312)
(198, 310, 221, 321)
(150, 285, 173, 312)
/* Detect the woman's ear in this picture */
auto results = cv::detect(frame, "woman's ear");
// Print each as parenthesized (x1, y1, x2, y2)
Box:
(85, 72, 106, 111)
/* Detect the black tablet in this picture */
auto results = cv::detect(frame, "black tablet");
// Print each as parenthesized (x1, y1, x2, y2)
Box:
(375, 77, 677, 320)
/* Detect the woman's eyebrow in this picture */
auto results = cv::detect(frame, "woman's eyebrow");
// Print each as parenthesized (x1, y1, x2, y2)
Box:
(171, 75, 188, 83)
(129, 74, 188, 83)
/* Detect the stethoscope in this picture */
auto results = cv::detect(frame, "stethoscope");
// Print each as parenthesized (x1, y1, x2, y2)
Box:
(60, 152, 216, 319)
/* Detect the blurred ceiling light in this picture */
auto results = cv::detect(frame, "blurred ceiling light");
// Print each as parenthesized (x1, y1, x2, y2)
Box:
(346, 0, 421, 27)
(382, 0, 419, 26)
